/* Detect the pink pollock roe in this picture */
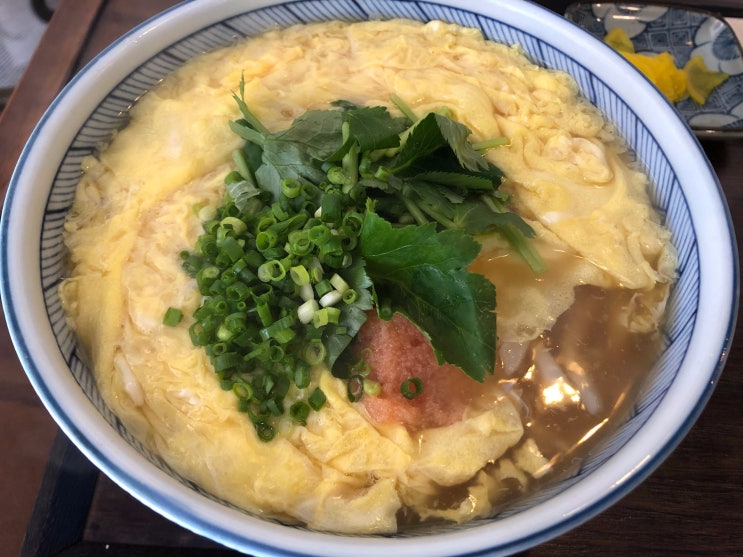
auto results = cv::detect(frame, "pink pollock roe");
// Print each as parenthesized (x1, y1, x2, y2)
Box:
(355, 312, 488, 432)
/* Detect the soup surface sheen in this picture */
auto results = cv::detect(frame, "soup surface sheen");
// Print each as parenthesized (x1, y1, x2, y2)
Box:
(60, 19, 677, 534)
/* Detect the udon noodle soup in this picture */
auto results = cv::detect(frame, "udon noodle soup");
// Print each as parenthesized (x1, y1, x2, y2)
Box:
(59, 20, 677, 534)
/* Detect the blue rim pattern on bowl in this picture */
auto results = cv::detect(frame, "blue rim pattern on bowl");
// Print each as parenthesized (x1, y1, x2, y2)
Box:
(1, 0, 737, 555)
(565, 2, 743, 137)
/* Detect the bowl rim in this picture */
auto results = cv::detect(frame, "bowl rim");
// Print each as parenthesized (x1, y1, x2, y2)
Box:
(1, 0, 738, 555)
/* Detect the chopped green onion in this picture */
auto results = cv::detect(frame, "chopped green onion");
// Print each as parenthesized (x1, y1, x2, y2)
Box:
(313, 306, 342, 328)
(401, 377, 424, 399)
(306, 258, 323, 283)
(329, 273, 349, 293)
(351, 352, 371, 377)
(289, 401, 310, 425)
(363, 379, 381, 397)
(314, 279, 333, 298)
(265, 397, 282, 416)
(287, 230, 312, 256)
(295, 363, 311, 389)
(271, 202, 290, 222)
(255, 422, 275, 442)
(342, 289, 357, 304)
(225, 281, 250, 301)
(256, 229, 278, 252)
(213, 352, 242, 372)
(282, 178, 302, 198)
(220, 216, 247, 235)
(255, 299, 273, 327)
(303, 339, 326, 365)
(339, 211, 363, 231)
(312, 308, 329, 328)
(198, 205, 217, 222)
(163, 307, 184, 327)
(319, 290, 342, 308)
(320, 191, 343, 224)
(290, 265, 310, 286)
(309, 224, 331, 245)
(233, 380, 253, 401)
(257, 260, 286, 282)
(324, 306, 341, 324)
(259, 314, 296, 343)
(269, 343, 285, 362)
(256, 216, 276, 233)
(297, 299, 319, 324)
(326, 166, 346, 185)
(308, 387, 327, 411)
(347, 374, 364, 402)
(220, 236, 244, 263)
(299, 283, 314, 302)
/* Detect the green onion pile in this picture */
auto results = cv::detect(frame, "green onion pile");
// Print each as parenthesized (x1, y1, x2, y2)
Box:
(164, 78, 543, 441)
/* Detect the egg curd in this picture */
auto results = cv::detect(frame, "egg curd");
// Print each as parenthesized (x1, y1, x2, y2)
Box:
(60, 20, 676, 533)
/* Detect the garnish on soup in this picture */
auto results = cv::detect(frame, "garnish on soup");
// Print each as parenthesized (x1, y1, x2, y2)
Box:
(173, 87, 544, 438)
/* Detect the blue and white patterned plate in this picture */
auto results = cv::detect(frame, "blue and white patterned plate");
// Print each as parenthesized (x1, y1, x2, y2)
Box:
(0, 1, 737, 556)
(565, 2, 743, 137)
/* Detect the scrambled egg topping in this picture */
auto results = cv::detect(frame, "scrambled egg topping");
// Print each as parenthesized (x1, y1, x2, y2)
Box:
(60, 20, 676, 533)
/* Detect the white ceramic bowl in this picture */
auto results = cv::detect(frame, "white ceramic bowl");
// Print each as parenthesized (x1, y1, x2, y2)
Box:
(1, 1, 738, 555)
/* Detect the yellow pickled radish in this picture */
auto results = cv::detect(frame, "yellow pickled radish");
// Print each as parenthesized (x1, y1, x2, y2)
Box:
(684, 54, 730, 105)
(604, 27, 635, 53)
(632, 51, 688, 102)
(603, 27, 729, 105)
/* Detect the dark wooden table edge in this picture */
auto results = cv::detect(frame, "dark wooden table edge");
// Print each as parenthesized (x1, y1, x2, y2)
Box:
(20, 431, 98, 557)
(20, 432, 240, 557)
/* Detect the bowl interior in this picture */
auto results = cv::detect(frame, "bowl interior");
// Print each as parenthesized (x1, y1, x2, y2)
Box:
(2, 1, 736, 556)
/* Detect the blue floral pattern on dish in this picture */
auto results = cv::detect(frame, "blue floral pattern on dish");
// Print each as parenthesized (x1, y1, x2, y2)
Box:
(565, 3, 743, 135)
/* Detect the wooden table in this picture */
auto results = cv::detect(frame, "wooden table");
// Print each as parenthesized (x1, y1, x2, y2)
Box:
(1, 1, 741, 555)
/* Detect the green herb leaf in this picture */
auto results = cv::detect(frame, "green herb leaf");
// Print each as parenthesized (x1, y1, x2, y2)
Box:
(257, 140, 327, 199)
(325, 258, 373, 371)
(359, 211, 496, 382)
(345, 106, 406, 152)
(410, 171, 494, 191)
(392, 112, 488, 173)
(433, 113, 489, 171)
(271, 109, 345, 161)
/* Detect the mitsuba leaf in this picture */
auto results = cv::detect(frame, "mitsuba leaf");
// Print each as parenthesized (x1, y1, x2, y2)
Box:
(449, 201, 536, 236)
(241, 140, 264, 181)
(411, 171, 494, 191)
(257, 140, 327, 199)
(402, 150, 505, 188)
(434, 114, 489, 172)
(328, 105, 407, 161)
(272, 110, 345, 161)
(346, 106, 407, 152)
(325, 258, 374, 372)
(331, 99, 361, 110)
(392, 113, 489, 173)
(391, 113, 446, 172)
(359, 211, 496, 382)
